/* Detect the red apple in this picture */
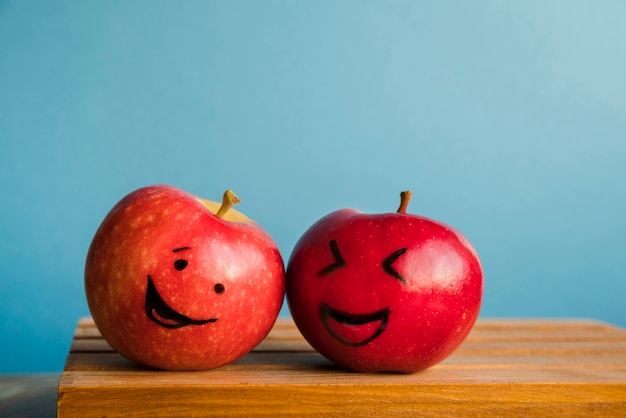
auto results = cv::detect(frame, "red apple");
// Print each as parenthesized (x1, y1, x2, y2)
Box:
(286, 191, 483, 373)
(85, 185, 285, 370)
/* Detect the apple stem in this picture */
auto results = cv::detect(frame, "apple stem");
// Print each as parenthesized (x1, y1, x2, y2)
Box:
(397, 191, 412, 214)
(215, 190, 241, 218)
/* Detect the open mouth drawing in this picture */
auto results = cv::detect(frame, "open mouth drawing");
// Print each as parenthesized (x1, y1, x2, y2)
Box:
(145, 275, 217, 329)
(319, 302, 389, 347)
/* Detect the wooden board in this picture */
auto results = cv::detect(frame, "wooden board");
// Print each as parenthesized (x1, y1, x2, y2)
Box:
(58, 317, 626, 417)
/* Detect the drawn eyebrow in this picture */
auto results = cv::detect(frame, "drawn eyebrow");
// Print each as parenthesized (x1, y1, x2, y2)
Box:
(382, 247, 408, 283)
(317, 240, 346, 277)
(173, 247, 190, 253)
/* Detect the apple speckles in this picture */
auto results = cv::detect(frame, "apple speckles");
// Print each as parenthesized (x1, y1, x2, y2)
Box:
(85, 185, 285, 370)
(286, 201, 482, 373)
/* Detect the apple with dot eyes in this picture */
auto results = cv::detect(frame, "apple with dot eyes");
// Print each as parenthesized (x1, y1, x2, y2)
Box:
(286, 191, 483, 373)
(85, 185, 285, 370)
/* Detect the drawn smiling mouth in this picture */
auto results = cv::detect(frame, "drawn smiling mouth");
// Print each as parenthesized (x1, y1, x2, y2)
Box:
(319, 302, 389, 347)
(145, 275, 218, 329)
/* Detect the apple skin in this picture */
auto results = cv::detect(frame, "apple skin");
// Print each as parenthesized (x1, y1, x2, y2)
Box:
(85, 185, 285, 370)
(286, 199, 483, 373)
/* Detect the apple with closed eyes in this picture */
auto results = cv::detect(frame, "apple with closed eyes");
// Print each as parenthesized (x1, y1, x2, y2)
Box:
(286, 191, 483, 373)
(85, 185, 285, 370)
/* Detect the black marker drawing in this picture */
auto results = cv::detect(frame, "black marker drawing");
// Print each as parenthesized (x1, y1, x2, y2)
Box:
(145, 276, 218, 329)
(317, 240, 346, 277)
(319, 302, 389, 347)
(382, 247, 408, 283)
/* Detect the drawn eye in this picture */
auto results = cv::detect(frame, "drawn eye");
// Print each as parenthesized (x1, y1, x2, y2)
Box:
(382, 247, 407, 283)
(174, 259, 188, 271)
(172, 247, 190, 271)
(317, 240, 346, 277)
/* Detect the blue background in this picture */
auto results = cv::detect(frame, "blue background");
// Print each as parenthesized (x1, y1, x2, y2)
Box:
(1, 1, 625, 373)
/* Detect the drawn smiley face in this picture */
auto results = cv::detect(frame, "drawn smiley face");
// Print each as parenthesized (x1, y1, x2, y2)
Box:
(316, 239, 408, 347)
(144, 246, 224, 329)
(286, 204, 483, 373)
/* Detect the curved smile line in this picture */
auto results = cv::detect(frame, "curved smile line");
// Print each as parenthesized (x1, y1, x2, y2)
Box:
(145, 275, 217, 329)
(319, 302, 389, 347)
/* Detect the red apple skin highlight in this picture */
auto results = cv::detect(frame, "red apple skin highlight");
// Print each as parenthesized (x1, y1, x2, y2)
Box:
(286, 192, 483, 373)
(85, 185, 285, 370)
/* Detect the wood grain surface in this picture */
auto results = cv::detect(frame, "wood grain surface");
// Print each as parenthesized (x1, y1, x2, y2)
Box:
(58, 317, 626, 417)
